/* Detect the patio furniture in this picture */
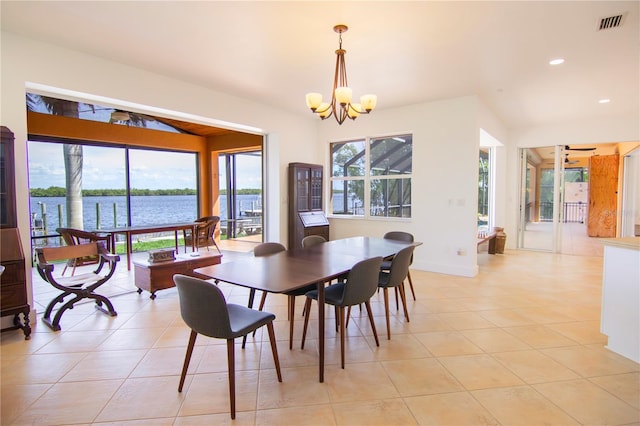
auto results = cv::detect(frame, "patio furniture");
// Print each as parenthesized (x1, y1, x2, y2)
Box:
(56, 227, 112, 276)
(35, 242, 120, 331)
(174, 274, 282, 419)
(183, 216, 221, 253)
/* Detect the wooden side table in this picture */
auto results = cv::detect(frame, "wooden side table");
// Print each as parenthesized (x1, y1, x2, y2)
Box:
(133, 251, 222, 299)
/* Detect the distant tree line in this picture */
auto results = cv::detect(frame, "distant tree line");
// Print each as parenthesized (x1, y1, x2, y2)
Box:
(30, 186, 197, 197)
(30, 186, 263, 197)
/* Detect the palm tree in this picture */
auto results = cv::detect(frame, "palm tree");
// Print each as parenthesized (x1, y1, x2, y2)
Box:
(26, 94, 84, 229)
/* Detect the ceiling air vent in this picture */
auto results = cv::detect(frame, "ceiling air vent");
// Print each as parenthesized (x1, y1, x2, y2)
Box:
(597, 13, 626, 31)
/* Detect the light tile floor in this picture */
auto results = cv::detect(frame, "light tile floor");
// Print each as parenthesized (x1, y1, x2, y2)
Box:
(2, 249, 639, 425)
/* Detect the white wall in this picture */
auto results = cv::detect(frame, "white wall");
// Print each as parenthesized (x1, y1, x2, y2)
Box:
(318, 96, 490, 277)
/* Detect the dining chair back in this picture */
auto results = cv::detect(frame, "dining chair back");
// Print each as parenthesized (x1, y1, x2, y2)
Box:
(301, 256, 383, 368)
(378, 245, 414, 339)
(253, 242, 286, 257)
(174, 274, 282, 419)
(301, 235, 326, 248)
(382, 231, 416, 300)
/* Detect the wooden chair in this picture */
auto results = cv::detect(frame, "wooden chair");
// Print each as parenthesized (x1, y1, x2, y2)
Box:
(183, 216, 221, 253)
(56, 227, 112, 276)
(174, 274, 282, 419)
(301, 256, 383, 368)
(35, 242, 120, 331)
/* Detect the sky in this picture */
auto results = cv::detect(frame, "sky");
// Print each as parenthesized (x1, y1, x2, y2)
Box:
(28, 141, 262, 190)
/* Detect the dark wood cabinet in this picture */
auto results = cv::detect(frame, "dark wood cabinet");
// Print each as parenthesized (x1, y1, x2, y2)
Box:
(288, 163, 329, 251)
(1, 127, 18, 229)
(0, 127, 31, 339)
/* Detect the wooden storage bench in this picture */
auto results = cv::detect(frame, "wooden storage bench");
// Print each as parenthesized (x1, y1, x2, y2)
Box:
(476, 232, 497, 254)
(133, 251, 222, 299)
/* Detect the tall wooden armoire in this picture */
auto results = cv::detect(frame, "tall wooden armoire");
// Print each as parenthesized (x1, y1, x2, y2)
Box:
(0, 126, 31, 339)
(288, 162, 329, 252)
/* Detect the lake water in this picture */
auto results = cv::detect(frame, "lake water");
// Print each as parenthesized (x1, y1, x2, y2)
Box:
(30, 194, 262, 234)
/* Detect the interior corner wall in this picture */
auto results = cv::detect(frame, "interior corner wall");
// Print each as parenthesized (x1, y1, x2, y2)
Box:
(477, 100, 510, 247)
(317, 96, 485, 277)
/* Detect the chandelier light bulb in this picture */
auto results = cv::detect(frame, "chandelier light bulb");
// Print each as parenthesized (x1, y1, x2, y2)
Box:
(305, 93, 323, 111)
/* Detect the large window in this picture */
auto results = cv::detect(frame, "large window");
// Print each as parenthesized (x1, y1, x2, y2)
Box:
(28, 141, 198, 246)
(331, 134, 412, 218)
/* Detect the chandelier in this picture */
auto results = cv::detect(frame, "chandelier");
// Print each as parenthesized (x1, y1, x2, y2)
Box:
(305, 25, 377, 125)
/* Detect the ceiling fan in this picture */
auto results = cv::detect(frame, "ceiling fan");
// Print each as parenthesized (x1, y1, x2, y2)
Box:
(565, 145, 596, 151)
(565, 154, 579, 165)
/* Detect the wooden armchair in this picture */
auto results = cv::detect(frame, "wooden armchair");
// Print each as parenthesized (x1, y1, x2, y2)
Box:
(35, 242, 120, 331)
(183, 216, 221, 253)
(56, 227, 112, 276)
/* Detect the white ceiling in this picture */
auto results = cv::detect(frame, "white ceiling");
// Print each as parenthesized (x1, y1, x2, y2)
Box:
(2, 1, 638, 129)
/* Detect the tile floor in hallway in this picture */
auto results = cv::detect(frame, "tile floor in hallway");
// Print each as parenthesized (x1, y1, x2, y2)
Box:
(2, 249, 639, 425)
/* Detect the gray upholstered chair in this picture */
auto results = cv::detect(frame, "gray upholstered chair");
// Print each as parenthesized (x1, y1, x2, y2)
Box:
(174, 274, 282, 420)
(378, 245, 414, 340)
(382, 231, 416, 301)
(301, 234, 327, 248)
(301, 256, 383, 368)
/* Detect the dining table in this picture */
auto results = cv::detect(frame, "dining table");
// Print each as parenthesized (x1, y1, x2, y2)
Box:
(194, 236, 419, 382)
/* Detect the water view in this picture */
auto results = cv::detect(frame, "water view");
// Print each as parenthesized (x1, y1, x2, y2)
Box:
(30, 194, 262, 235)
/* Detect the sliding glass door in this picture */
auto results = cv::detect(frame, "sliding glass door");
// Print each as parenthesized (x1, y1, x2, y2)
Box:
(518, 146, 564, 252)
(218, 150, 263, 240)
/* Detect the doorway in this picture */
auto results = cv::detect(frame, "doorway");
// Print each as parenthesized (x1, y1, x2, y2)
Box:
(218, 150, 263, 248)
(517, 144, 623, 256)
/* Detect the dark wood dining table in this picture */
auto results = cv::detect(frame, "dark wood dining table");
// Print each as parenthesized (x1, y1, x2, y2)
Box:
(101, 222, 198, 270)
(194, 236, 419, 382)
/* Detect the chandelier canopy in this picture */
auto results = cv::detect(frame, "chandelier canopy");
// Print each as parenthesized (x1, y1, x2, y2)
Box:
(305, 25, 377, 125)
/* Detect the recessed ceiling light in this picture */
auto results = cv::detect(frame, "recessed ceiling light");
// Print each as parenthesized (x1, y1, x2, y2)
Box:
(598, 99, 611, 104)
(549, 58, 565, 66)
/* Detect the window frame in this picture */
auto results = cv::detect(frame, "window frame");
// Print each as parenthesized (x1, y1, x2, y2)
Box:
(328, 133, 413, 220)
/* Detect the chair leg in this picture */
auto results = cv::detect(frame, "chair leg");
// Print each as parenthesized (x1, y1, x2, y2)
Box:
(394, 287, 399, 310)
(335, 306, 339, 333)
(258, 291, 267, 311)
(364, 301, 380, 347)
(266, 322, 283, 382)
(407, 270, 416, 300)
(242, 289, 256, 348)
(252, 291, 268, 338)
(338, 306, 346, 369)
(301, 298, 312, 349)
(178, 330, 198, 392)
(398, 283, 410, 322)
(383, 288, 391, 340)
(345, 306, 351, 328)
(226, 339, 236, 420)
(288, 295, 295, 350)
